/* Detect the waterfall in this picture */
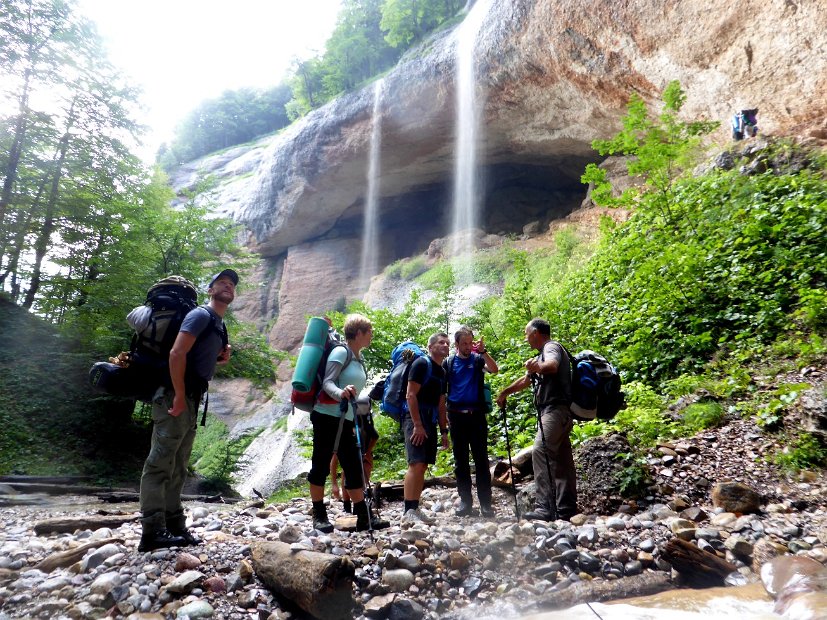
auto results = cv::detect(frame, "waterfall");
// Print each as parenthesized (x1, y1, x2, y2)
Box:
(359, 79, 384, 288)
(450, 0, 493, 278)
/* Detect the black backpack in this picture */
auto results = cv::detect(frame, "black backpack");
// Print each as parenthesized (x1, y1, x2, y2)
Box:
(565, 348, 626, 422)
(89, 276, 226, 403)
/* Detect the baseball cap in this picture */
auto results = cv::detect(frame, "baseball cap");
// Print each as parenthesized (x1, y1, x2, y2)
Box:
(209, 268, 239, 288)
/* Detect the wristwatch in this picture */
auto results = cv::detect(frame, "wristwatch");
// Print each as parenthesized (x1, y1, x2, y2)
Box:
(440, 427, 449, 435)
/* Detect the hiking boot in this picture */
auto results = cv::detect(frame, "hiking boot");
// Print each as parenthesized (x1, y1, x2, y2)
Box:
(455, 500, 473, 517)
(402, 508, 436, 525)
(138, 529, 187, 552)
(312, 502, 334, 534)
(343, 500, 352, 514)
(479, 504, 496, 519)
(355, 501, 390, 531)
(523, 508, 553, 522)
(169, 528, 201, 546)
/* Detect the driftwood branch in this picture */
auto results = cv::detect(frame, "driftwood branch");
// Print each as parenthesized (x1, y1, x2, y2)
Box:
(34, 514, 139, 535)
(251, 540, 355, 620)
(662, 538, 737, 587)
(35, 537, 124, 572)
(539, 572, 674, 610)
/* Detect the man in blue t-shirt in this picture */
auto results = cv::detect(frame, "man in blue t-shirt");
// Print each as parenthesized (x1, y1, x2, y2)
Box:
(138, 268, 236, 552)
(445, 327, 498, 517)
(402, 332, 450, 524)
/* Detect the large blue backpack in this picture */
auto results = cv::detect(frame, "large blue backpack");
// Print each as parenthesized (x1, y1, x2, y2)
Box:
(566, 349, 625, 422)
(379, 341, 430, 422)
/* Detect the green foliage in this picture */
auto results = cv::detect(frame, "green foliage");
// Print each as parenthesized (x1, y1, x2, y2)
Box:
(285, 0, 465, 118)
(678, 401, 725, 434)
(583, 80, 719, 217)
(615, 452, 650, 497)
(571, 420, 610, 449)
(157, 84, 293, 168)
(417, 248, 515, 290)
(612, 382, 669, 447)
(773, 433, 827, 473)
(385, 256, 428, 281)
(215, 320, 281, 388)
(267, 478, 309, 505)
(381, 0, 464, 48)
(0, 297, 149, 481)
(755, 382, 810, 429)
(190, 415, 260, 489)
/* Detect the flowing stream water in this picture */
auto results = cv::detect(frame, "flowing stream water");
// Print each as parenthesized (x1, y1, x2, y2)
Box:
(359, 79, 384, 288)
(450, 0, 493, 279)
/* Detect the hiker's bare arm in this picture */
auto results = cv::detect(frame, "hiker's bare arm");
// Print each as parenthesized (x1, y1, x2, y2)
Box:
(526, 345, 560, 375)
(438, 394, 449, 449)
(406, 380, 427, 446)
(481, 352, 498, 374)
(168, 331, 197, 417)
(496, 375, 531, 408)
(476, 338, 498, 374)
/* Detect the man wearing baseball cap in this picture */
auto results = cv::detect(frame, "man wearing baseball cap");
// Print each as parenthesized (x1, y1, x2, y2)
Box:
(138, 268, 237, 551)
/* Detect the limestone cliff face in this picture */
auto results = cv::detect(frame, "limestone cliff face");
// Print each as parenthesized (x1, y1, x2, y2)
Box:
(182, 0, 826, 349)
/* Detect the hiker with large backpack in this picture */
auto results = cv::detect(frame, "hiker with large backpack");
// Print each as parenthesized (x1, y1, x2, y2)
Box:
(401, 332, 451, 525)
(139, 268, 237, 552)
(306, 314, 388, 533)
(445, 326, 499, 518)
(496, 318, 578, 522)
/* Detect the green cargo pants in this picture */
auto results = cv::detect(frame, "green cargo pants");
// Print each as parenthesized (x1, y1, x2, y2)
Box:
(139, 388, 199, 533)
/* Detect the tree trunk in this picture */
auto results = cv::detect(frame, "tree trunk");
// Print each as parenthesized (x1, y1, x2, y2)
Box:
(251, 540, 355, 620)
(23, 101, 75, 309)
(0, 162, 50, 294)
(0, 70, 31, 237)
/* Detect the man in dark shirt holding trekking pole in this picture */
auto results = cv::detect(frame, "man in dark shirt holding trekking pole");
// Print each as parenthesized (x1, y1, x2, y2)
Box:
(496, 318, 577, 521)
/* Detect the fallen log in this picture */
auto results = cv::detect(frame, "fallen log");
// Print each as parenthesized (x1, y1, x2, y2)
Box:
(35, 537, 124, 572)
(251, 540, 355, 620)
(511, 446, 535, 475)
(0, 475, 95, 484)
(538, 571, 675, 610)
(34, 513, 139, 535)
(662, 538, 737, 587)
(95, 491, 239, 504)
(1, 482, 125, 496)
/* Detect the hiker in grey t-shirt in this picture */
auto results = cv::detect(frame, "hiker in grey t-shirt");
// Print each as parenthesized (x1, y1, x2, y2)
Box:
(138, 268, 236, 552)
(496, 318, 577, 521)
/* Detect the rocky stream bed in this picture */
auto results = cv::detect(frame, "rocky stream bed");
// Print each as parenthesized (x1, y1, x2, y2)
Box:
(1, 371, 826, 620)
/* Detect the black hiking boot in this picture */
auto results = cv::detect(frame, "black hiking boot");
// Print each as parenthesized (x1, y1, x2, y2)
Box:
(312, 501, 334, 533)
(169, 527, 202, 546)
(138, 529, 187, 552)
(354, 500, 390, 531)
(455, 499, 473, 517)
(523, 508, 554, 522)
(479, 503, 495, 518)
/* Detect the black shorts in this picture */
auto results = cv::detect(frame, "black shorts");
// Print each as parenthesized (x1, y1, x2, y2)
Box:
(403, 412, 438, 465)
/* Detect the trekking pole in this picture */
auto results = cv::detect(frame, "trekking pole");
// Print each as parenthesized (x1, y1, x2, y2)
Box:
(499, 405, 521, 520)
(535, 409, 558, 521)
(350, 399, 375, 541)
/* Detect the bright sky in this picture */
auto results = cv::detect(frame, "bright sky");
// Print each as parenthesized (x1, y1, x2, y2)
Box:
(77, 0, 342, 162)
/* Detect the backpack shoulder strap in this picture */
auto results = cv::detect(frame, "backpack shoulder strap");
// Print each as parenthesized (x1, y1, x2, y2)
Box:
(197, 304, 227, 346)
(444, 354, 455, 389)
